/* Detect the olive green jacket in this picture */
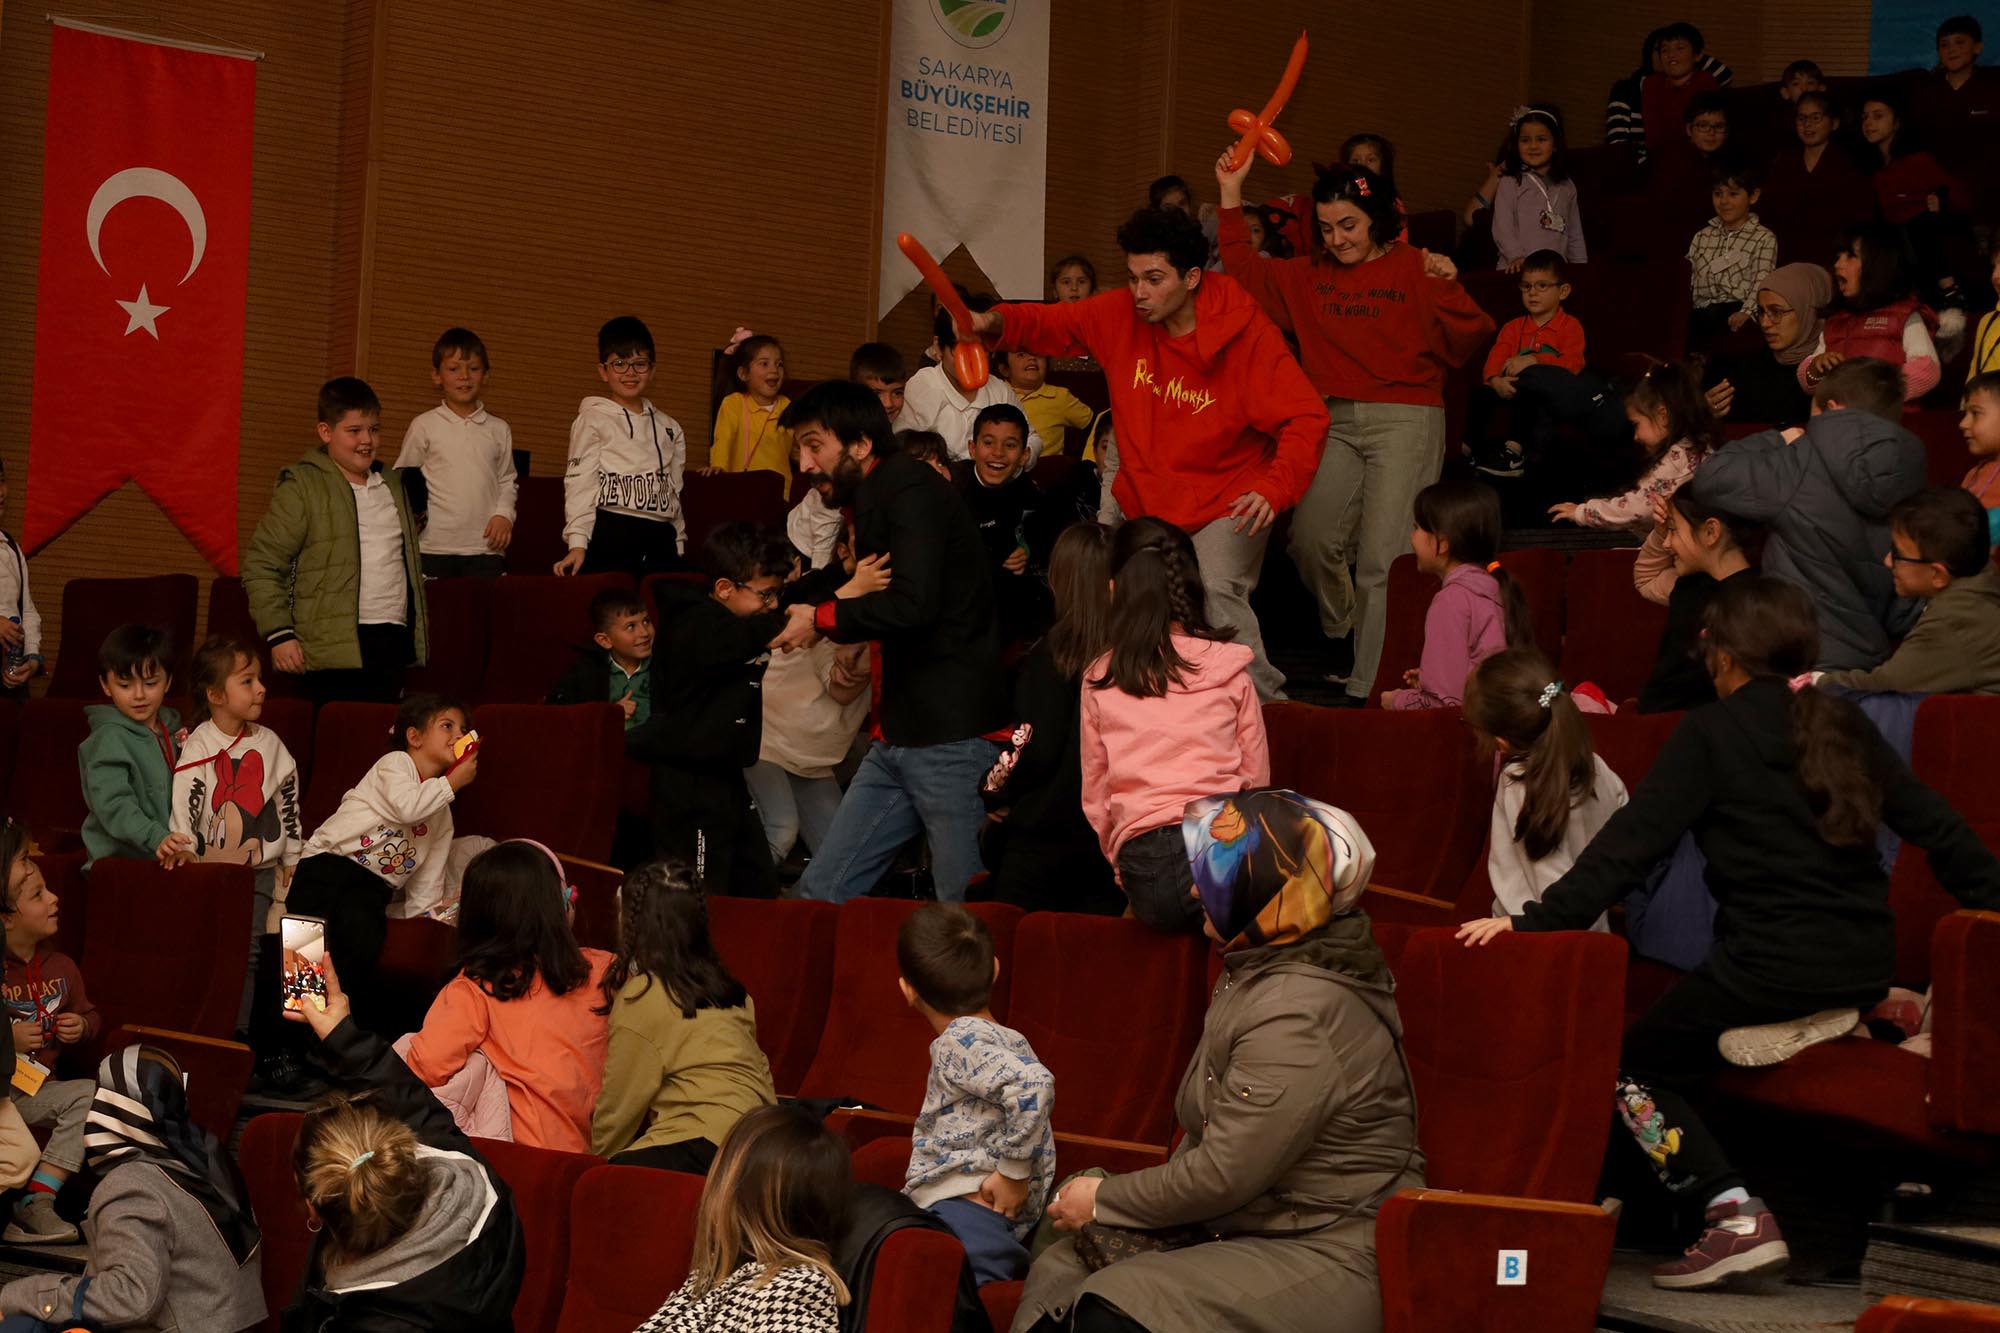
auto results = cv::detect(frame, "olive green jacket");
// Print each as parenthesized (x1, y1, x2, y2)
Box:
(242, 449, 429, 670)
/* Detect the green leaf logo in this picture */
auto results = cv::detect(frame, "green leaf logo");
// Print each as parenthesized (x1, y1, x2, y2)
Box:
(931, 0, 1012, 49)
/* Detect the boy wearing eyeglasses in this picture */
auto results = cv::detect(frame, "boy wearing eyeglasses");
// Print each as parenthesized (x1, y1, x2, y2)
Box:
(553, 315, 687, 578)
(1470, 249, 1587, 477)
(626, 521, 881, 897)
(1818, 487, 2000, 694)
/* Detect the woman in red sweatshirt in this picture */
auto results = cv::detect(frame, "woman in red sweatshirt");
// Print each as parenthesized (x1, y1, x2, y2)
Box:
(971, 206, 1329, 701)
(1217, 155, 1494, 705)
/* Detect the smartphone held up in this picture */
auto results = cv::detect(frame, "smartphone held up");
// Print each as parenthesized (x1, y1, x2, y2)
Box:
(281, 914, 328, 1015)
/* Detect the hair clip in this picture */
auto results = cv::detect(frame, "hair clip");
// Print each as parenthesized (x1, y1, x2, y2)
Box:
(1352, 174, 1372, 198)
(1486, 560, 1502, 573)
(1538, 681, 1563, 709)
(348, 1151, 375, 1170)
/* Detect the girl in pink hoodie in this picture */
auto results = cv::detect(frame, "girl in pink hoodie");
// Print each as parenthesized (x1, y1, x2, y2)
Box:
(1383, 481, 1536, 710)
(1080, 518, 1269, 931)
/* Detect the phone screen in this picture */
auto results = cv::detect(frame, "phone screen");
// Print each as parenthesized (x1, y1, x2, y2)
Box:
(280, 915, 329, 1014)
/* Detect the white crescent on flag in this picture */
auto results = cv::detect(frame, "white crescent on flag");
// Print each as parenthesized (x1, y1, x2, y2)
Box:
(85, 166, 207, 283)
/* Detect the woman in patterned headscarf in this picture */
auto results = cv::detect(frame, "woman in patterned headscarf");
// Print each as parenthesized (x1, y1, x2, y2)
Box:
(0, 1044, 264, 1331)
(1014, 790, 1424, 1333)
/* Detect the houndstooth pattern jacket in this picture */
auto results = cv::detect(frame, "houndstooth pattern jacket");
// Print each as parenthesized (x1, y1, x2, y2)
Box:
(634, 1261, 840, 1332)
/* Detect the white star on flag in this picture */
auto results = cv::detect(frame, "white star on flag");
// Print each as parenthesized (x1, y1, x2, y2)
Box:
(116, 284, 169, 338)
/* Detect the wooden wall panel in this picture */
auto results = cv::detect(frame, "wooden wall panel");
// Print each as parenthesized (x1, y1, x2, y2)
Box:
(1760, 0, 1876, 80)
(0, 2, 349, 678)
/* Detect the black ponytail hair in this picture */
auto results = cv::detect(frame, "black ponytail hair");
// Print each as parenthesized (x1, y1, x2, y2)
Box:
(1090, 516, 1231, 699)
(1701, 577, 1885, 846)
(1412, 481, 1535, 651)
(1464, 649, 1597, 861)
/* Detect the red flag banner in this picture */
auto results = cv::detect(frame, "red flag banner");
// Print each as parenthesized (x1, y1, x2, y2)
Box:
(26, 23, 255, 573)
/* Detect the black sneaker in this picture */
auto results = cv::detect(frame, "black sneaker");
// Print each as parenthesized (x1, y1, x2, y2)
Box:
(1476, 442, 1525, 477)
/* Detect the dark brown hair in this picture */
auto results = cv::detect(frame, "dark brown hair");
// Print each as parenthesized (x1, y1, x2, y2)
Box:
(1813, 356, 1906, 422)
(455, 842, 590, 1002)
(1701, 576, 1885, 845)
(187, 636, 259, 727)
(1044, 522, 1113, 680)
(1464, 650, 1598, 861)
(1891, 487, 1990, 578)
(896, 904, 994, 1016)
(689, 1104, 851, 1300)
(1411, 482, 1535, 652)
(598, 860, 747, 1019)
(1090, 517, 1231, 698)
(1626, 361, 1722, 465)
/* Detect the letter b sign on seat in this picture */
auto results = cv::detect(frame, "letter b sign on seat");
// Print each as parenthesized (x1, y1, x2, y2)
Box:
(1496, 1250, 1527, 1286)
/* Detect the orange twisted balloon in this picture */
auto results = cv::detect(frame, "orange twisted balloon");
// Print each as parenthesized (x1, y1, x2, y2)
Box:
(896, 232, 989, 390)
(1226, 31, 1309, 170)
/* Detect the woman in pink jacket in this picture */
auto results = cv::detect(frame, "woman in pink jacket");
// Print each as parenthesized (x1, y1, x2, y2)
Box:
(1080, 518, 1268, 931)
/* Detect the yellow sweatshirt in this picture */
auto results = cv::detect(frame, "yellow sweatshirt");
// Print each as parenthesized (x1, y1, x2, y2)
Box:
(710, 392, 793, 494)
(1014, 383, 1095, 458)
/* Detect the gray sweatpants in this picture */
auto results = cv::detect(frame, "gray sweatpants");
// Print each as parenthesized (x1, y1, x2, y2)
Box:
(1286, 399, 1446, 699)
(12, 1076, 91, 1172)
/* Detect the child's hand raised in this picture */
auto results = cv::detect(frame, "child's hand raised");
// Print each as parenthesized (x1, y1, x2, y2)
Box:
(978, 1170, 1031, 1220)
(283, 952, 351, 1039)
(839, 553, 892, 599)
(1213, 146, 1255, 206)
(272, 641, 306, 675)
(446, 750, 479, 792)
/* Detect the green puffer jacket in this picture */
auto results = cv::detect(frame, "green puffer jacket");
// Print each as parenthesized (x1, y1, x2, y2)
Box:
(242, 449, 429, 670)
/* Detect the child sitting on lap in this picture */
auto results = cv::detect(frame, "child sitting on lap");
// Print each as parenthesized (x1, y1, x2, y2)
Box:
(899, 904, 1053, 1285)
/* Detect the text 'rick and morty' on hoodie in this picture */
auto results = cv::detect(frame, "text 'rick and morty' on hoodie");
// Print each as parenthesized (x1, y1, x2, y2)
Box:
(562, 396, 687, 553)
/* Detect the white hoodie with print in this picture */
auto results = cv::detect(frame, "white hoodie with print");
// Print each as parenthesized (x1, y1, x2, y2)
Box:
(562, 396, 687, 552)
(302, 751, 457, 919)
(171, 720, 304, 875)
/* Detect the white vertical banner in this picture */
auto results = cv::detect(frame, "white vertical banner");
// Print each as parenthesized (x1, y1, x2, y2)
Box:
(877, 0, 1049, 319)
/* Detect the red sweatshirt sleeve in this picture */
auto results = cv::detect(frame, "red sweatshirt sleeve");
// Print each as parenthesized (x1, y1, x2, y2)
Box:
(996, 296, 1102, 360)
(1239, 322, 1331, 512)
(1419, 272, 1497, 370)
(1482, 318, 1521, 382)
(1216, 206, 1298, 335)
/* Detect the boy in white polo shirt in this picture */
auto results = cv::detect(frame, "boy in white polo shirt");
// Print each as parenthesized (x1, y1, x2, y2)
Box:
(902, 293, 1042, 466)
(394, 327, 517, 578)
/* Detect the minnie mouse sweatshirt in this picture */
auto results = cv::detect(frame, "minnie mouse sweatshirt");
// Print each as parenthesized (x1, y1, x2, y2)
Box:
(171, 720, 303, 877)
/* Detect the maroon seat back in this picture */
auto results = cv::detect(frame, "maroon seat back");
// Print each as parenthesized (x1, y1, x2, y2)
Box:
(795, 899, 1023, 1113)
(1566, 259, 1693, 369)
(475, 1138, 597, 1331)
(1395, 928, 1625, 1202)
(80, 859, 254, 1040)
(1558, 548, 1670, 704)
(1582, 709, 1685, 794)
(1264, 703, 1491, 921)
(1907, 408, 1972, 489)
(555, 1165, 703, 1333)
(205, 575, 258, 643)
(257, 697, 316, 794)
(0, 700, 18, 818)
(680, 471, 789, 564)
(451, 704, 623, 861)
(1891, 696, 2000, 989)
(407, 577, 494, 702)
(10, 697, 91, 846)
(864, 1227, 971, 1333)
(507, 475, 568, 576)
(302, 702, 399, 831)
(1498, 547, 1566, 665)
(482, 575, 632, 704)
(47, 574, 199, 698)
(239, 1112, 308, 1329)
(1005, 914, 1206, 1144)
(707, 896, 838, 1095)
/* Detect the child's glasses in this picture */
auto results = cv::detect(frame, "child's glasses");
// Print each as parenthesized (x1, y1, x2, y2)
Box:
(1518, 281, 1561, 293)
(603, 358, 654, 374)
(1795, 113, 1829, 126)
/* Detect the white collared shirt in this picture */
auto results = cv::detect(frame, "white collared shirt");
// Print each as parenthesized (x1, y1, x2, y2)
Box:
(900, 365, 1043, 465)
(394, 401, 517, 556)
(351, 473, 407, 625)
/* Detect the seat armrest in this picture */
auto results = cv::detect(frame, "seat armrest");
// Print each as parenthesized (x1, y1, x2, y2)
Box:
(826, 1107, 919, 1151)
(1377, 1189, 1615, 1333)
(1927, 910, 2000, 1134)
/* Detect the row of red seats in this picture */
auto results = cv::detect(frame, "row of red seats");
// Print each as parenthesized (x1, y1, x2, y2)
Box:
(237, 1118, 964, 1333)
(0, 697, 625, 865)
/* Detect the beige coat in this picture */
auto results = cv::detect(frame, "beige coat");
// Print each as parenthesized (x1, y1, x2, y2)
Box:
(1013, 930, 1424, 1333)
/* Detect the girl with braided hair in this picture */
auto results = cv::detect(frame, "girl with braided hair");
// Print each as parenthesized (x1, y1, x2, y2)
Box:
(1081, 518, 1269, 932)
(589, 860, 774, 1173)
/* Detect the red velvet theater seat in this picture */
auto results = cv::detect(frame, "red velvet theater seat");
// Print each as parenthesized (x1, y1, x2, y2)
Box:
(257, 696, 317, 794)
(238, 1112, 308, 1330)
(1006, 913, 1206, 1144)
(680, 470, 788, 564)
(556, 1164, 703, 1333)
(449, 704, 623, 862)
(407, 576, 494, 703)
(1498, 546, 1568, 666)
(474, 1138, 598, 1332)
(82, 859, 254, 1041)
(1858, 1294, 2000, 1330)
(302, 702, 398, 830)
(707, 896, 838, 1095)
(1890, 695, 2000, 990)
(205, 575, 258, 643)
(480, 574, 632, 704)
(1583, 709, 1683, 794)
(1377, 929, 1626, 1333)
(0, 699, 19, 810)
(1558, 547, 1670, 705)
(864, 1228, 970, 1333)
(47, 573, 198, 698)
(507, 475, 567, 576)
(1264, 702, 1491, 924)
(1907, 408, 1972, 489)
(795, 899, 1022, 1114)
(9, 697, 92, 847)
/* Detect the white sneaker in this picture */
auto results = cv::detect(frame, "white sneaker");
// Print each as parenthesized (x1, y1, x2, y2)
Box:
(1718, 1008, 1860, 1068)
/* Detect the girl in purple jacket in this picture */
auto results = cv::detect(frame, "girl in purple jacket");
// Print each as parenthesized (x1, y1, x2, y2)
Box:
(1381, 481, 1535, 709)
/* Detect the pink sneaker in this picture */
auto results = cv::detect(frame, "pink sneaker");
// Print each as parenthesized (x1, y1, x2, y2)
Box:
(1652, 1197, 1789, 1290)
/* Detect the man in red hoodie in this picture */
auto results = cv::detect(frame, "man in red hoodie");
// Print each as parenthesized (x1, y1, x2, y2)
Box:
(967, 207, 1328, 699)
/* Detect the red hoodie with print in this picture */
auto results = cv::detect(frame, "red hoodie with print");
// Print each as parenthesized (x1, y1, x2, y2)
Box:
(994, 275, 1329, 533)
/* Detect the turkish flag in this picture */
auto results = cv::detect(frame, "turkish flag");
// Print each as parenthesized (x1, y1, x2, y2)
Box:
(26, 24, 255, 574)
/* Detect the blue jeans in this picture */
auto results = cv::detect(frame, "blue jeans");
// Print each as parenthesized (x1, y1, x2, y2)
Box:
(796, 737, 1001, 903)
(930, 1195, 1030, 1284)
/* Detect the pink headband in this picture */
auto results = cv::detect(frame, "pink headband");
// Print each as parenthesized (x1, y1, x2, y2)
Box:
(506, 838, 578, 910)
